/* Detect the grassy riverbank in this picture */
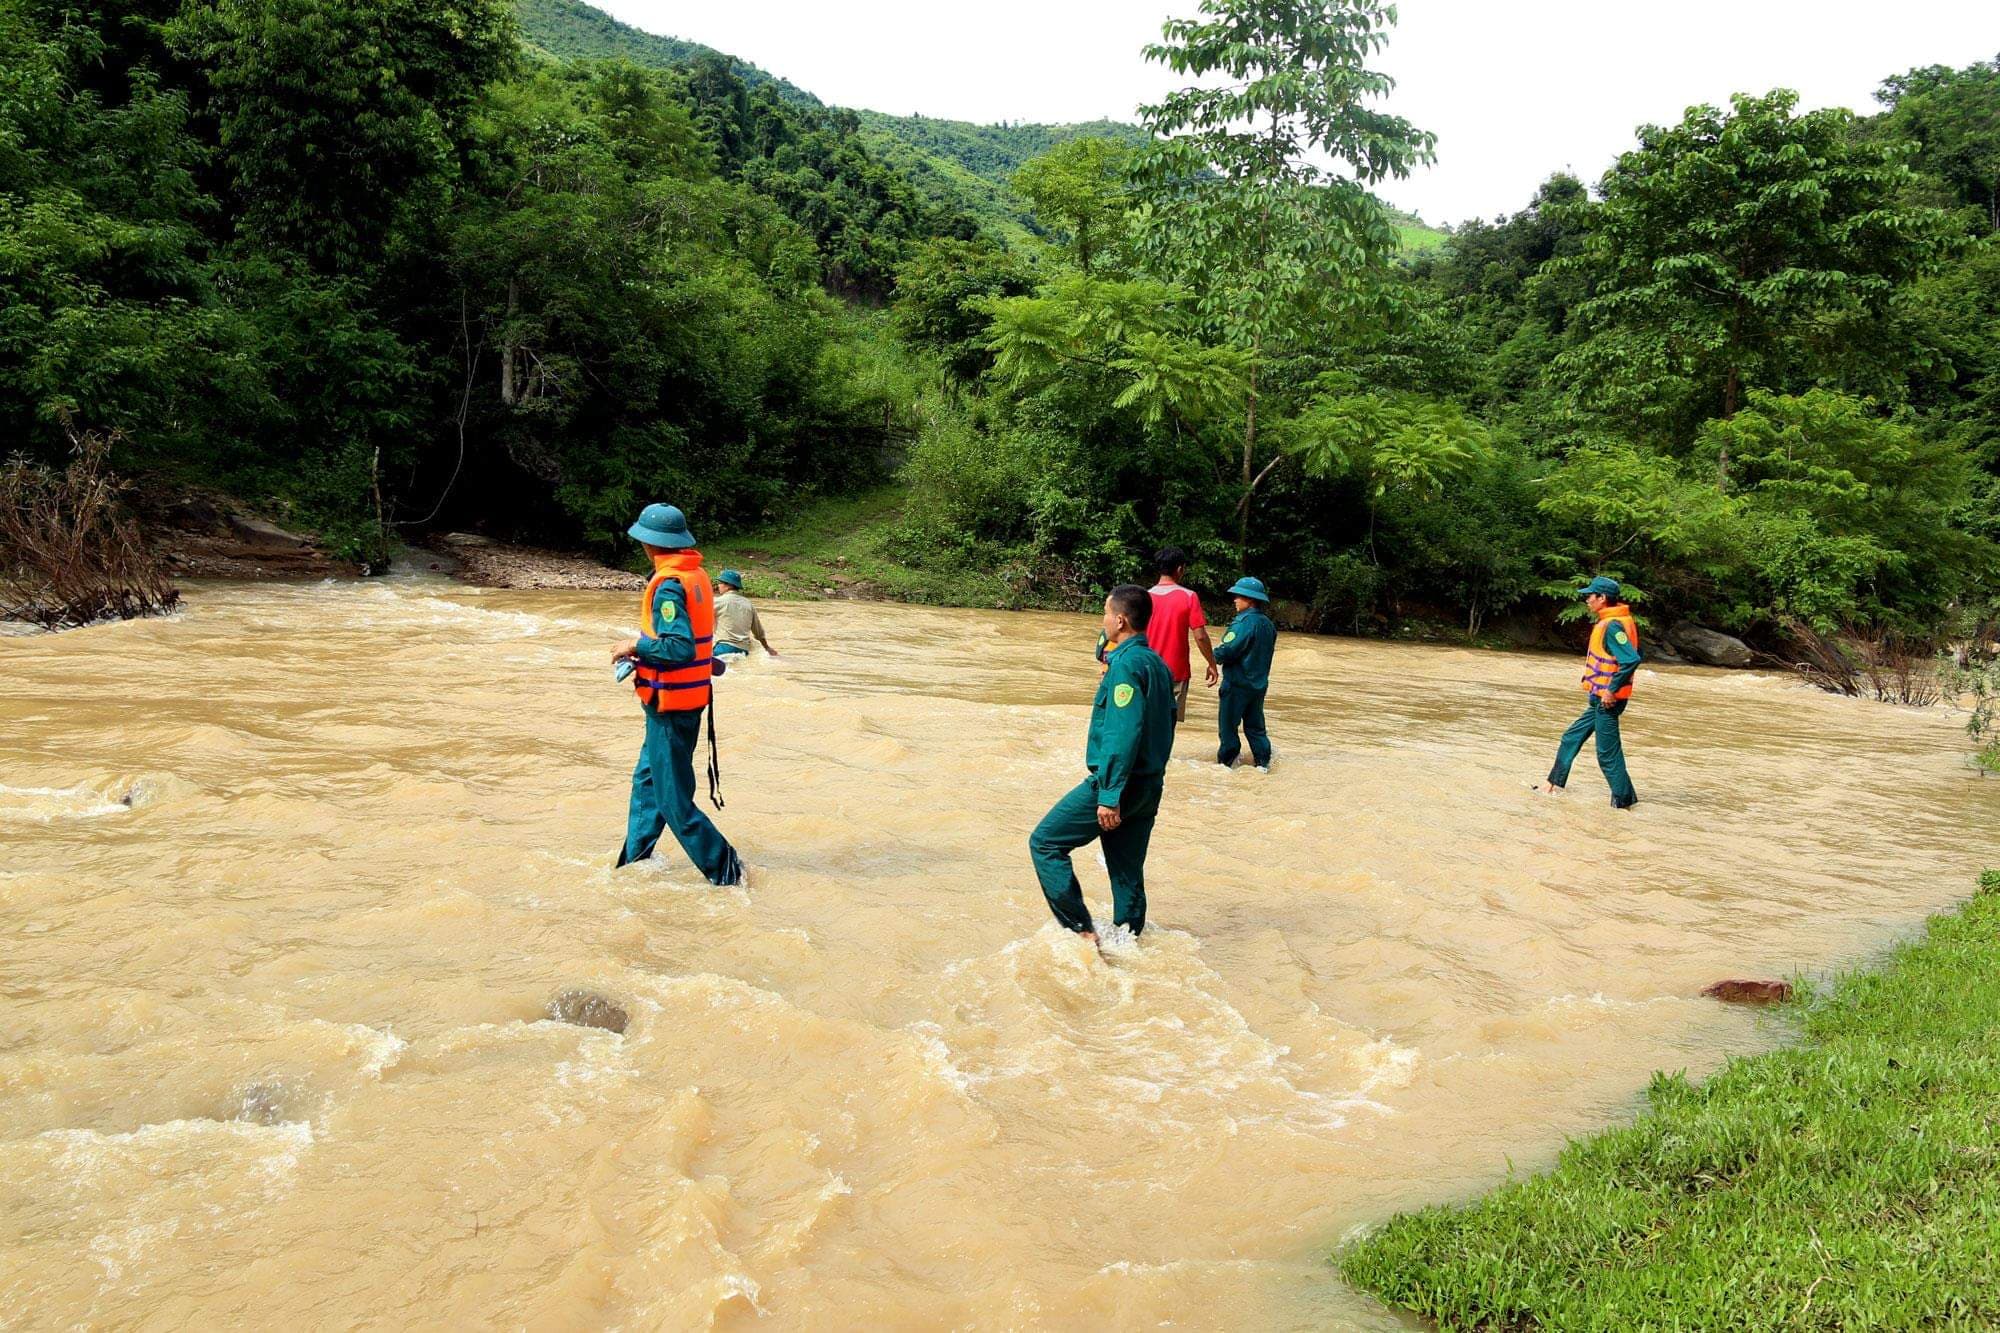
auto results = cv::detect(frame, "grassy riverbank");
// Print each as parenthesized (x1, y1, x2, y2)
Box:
(1341, 870, 2000, 1329)
(701, 486, 1040, 610)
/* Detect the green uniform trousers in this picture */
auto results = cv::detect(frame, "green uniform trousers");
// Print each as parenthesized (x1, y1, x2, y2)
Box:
(1217, 683, 1271, 767)
(619, 707, 743, 884)
(1548, 696, 1638, 809)
(1029, 775, 1163, 936)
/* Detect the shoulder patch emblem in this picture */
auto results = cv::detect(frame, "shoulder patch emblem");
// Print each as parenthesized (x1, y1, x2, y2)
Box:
(1113, 683, 1135, 708)
(1222, 630, 1237, 644)
(660, 602, 677, 623)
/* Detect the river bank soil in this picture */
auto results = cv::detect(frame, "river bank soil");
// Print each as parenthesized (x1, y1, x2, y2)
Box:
(1342, 873, 2000, 1330)
(4, 583, 1993, 1327)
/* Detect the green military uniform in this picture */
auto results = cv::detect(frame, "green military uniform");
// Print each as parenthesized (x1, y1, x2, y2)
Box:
(1212, 604, 1276, 767)
(1030, 637, 1177, 936)
(1547, 614, 1641, 809)
(619, 574, 743, 884)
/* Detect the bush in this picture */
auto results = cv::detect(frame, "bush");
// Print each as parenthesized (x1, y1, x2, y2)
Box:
(2, 420, 179, 629)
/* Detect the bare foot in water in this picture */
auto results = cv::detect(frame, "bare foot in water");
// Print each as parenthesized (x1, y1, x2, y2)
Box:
(1078, 931, 1099, 955)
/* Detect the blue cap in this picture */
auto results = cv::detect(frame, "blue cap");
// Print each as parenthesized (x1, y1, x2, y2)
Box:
(716, 569, 743, 589)
(628, 504, 695, 549)
(1580, 575, 1621, 601)
(1227, 576, 1270, 602)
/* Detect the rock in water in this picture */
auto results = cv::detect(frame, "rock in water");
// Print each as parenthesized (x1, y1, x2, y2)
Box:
(1670, 624, 1756, 668)
(546, 987, 629, 1034)
(1702, 979, 1793, 1005)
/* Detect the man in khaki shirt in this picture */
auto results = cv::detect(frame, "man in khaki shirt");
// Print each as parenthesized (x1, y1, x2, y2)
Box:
(712, 569, 778, 658)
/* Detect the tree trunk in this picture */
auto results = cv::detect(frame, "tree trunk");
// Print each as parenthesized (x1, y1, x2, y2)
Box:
(499, 279, 520, 407)
(1239, 354, 1259, 558)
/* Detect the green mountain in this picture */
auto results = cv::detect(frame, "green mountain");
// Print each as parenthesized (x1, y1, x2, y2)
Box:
(509, 0, 1451, 251)
(513, 0, 818, 103)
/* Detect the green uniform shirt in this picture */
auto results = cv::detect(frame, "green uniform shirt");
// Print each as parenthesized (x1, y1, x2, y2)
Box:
(1213, 607, 1276, 691)
(633, 579, 693, 667)
(1087, 638, 1177, 807)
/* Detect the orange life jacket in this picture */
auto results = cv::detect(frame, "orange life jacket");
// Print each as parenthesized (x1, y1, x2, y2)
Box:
(1581, 603, 1640, 701)
(634, 551, 715, 713)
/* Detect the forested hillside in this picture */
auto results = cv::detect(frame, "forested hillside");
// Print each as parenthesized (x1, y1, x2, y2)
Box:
(4, 0, 1993, 654)
(513, 0, 816, 103)
(507, 2, 1452, 251)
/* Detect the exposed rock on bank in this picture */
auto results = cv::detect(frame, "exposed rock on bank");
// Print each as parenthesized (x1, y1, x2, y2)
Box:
(1669, 623, 1756, 668)
(429, 533, 640, 591)
(1702, 978, 1794, 1005)
(147, 491, 355, 580)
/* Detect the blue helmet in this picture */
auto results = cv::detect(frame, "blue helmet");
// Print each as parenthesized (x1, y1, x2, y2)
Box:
(1227, 576, 1270, 603)
(1580, 575, 1622, 601)
(628, 504, 696, 549)
(716, 569, 744, 589)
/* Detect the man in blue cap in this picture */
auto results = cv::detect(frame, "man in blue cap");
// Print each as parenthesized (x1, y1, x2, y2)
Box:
(1212, 576, 1277, 769)
(712, 569, 779, 658)
(1542, 575, 1641, 809)
(610, 504, 744, 884)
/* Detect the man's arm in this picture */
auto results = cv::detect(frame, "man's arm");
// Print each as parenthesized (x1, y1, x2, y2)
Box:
(1212, 623, 1247, 665)
(1194, 625, 1219, 686)
(1092, 662, 1145, 823)
(751, 608, 776, 654)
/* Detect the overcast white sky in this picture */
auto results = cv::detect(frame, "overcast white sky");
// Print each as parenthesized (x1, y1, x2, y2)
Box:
(598, 0, 1996, 226)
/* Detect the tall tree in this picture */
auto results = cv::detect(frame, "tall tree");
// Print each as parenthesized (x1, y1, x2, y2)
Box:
(1011, 136, 1131, 274)
(1870, 57, 2000, 233)
(1132, 0, 1433, 553)
(1547, 90, 1962, 462)
(173, 0, 515, 274)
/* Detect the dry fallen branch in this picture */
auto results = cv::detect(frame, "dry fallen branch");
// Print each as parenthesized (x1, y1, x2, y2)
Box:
(1779, 616, 1943, 706)
(1, 417, 180, 630)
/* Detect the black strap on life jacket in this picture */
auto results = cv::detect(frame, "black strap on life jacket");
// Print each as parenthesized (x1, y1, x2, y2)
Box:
(704, 697, 725, 810)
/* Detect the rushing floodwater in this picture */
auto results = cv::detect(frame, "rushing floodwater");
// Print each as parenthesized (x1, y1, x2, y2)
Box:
(2, 578, 1993, 1328)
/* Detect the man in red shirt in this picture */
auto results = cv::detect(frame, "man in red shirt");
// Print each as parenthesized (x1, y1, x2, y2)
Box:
(1146, 546, 1218, 724)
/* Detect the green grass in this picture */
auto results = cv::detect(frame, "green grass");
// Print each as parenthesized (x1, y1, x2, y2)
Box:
(1340, 870, 2000, 1330)
(703, 486, 1030, 609)
(1396, 218, 1450, 254)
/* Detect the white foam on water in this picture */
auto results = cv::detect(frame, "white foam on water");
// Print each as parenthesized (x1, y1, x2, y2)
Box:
(87, 1217, 183, 1284)
(0, 781, 133, 822)
(902, 1022, 975, 1095)
(356, 1027, 406, 1079)
(44, 1118, 316, 1184)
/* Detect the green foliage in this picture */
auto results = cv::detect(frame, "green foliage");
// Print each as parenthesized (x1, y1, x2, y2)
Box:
(7, 0, 1996, 651)
(175, 0, 516, 274)
(3, 0, 916, 564)
(857, 111, 1149, 243)
(1342, 876, 2000, 1330)
(511, 0, 816, 104)
(1547, 91, 1964, 450)
(890, 236, 1034, 385)
(1132, 0, 1435, 552)
(1949, 653, 2000, 774)
(1868, 56, 2000, 232)
(0, 0, 217, 458)
(1010, 137, 1132, 273)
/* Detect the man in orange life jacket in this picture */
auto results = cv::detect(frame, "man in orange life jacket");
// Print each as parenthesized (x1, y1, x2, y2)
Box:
(610, 504, 744, 884)
(1542, 575, 1641, 809)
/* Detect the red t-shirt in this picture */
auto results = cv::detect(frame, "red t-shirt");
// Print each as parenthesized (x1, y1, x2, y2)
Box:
(1146, 582, 1207, 682)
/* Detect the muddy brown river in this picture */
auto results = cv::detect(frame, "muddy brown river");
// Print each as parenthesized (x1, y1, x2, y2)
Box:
(2, 579, 1993, 1328)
